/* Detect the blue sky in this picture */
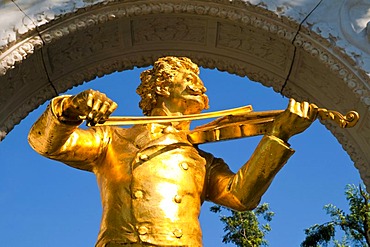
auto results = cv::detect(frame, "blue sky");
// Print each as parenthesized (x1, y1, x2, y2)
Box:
(0, 67, 362, 246)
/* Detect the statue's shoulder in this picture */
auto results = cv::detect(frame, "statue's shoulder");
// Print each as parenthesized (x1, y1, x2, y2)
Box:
(106, 125, 147, 144)
(196, 147, 215, 164)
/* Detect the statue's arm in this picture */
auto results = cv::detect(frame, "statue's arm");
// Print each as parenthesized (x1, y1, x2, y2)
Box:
(28, 90, 117, 171)
(204, 135, 293, 211)
(205, 99, 318, 211)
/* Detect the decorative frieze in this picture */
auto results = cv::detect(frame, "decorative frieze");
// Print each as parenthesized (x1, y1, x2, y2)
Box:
(132, 17, 207, 44)
(217, 22, 290, 70)
(45, 21, 123, 79)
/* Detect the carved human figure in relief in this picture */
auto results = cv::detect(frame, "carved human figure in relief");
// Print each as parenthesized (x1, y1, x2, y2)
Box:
(28, 57, 317, 247)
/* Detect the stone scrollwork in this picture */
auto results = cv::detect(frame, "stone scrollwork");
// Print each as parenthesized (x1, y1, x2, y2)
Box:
(293, 32, 370, 108)
(0, 36, 43, 76)
(132, 17, 207, 44)
(46, 22, 123, 77)
(217, 22, 290, 70)
(1, 1, 296, 78)
(340, 0, 370, 53)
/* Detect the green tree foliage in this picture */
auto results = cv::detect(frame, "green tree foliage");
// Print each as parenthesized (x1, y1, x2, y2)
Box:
(210, 203, 274, 247)
(301, 184, 370, 247)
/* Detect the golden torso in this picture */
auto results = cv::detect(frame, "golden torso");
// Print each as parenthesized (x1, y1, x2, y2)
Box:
(94, 125, 207, 247)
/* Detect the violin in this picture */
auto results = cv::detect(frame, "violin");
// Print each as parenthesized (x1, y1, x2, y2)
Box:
(94, 104, 360, 145)
(187, 108, 359, 144)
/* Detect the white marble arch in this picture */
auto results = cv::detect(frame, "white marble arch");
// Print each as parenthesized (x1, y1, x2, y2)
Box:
(1, 0, 370, 186)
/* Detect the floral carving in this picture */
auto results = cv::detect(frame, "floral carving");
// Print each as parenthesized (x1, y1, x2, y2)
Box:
(46, 22, 122, 76)
(340, 0, 370, 53)
(132, 17, 206, 44)
(293, 32, 370, 108)
(217, 22, 290, 70)
(0, 37, 43, 76)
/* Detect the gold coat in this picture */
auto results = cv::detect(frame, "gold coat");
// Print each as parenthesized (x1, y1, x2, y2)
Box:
(29, 97, 294, 247)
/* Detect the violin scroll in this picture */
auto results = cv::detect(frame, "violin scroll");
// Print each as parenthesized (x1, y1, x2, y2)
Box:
(317, 109, 360, 128)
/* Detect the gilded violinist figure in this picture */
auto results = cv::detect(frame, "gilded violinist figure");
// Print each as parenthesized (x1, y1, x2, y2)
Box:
(28, 57, 319, 247)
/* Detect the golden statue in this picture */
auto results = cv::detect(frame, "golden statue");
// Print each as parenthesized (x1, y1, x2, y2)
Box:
(28, 57, 359, 247)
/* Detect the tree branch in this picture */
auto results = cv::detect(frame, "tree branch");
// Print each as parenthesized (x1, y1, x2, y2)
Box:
(359, 185, 370, 246)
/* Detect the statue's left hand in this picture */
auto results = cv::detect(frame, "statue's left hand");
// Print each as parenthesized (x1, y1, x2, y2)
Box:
(269, 99, 318, 142)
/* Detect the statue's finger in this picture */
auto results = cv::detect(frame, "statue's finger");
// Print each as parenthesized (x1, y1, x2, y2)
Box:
(92, 98, 102, 112)
(86, 91, 94, 108)
(104, 102, 118, 119)
(100, 101, 110, 113)
(94, 101, 110, 123)
(287, 98, 296, 113)
(87, 98, 101, 120)
(301, 102, 310, 118)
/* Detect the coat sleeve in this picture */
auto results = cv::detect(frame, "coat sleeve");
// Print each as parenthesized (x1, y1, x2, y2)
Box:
(203, 135, 294, 211)
(28, 96, 111, 172)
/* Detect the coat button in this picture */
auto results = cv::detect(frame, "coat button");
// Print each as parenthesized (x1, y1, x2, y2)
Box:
(139, 154, 149, 161)
(173, 228, 183, 238)
(174, 195, 182, 203)
(138, 225, 148, 235)
(180, 162, 189, 170)
(133, 190, 143, 199)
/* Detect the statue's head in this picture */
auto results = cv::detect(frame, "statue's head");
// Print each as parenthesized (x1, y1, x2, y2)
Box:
(137, 56, 209, 115)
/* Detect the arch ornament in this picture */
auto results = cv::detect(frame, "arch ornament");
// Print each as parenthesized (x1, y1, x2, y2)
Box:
(1, 0, 370, 186)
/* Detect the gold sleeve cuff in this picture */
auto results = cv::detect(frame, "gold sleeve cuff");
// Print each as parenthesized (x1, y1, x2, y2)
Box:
(266, 134, 291, 146)
(28, 97, 80, 156)
(50, 95, 68, 118)
(50, 95, 83, 125)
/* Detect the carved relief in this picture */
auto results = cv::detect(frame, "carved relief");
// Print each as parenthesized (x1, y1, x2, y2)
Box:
(0, 66, 25, 108)
(293, 32, 370, 108)
(0, 37, 43, 76)
(190, 52, 285, 88)
(0, 83, 56, 142)
(340, 0, 370, 53)
(0, 51, 46, 108)
(0, 50, 53, 137)
(1, 1, 296, 76)
(46, 21, 123, 77)
(217, 22, 290, 70)
(132, 17, 206, 44)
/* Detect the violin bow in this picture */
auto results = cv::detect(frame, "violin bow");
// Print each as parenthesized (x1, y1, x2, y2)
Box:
(95, 106, 359, 129)
(93, 105, 253, 126)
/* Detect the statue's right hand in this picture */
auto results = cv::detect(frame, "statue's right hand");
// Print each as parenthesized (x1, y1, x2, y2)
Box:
(62, 89, 118, 126)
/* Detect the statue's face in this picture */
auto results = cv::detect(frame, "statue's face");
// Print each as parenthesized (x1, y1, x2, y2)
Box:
(167, 69, 209, 114)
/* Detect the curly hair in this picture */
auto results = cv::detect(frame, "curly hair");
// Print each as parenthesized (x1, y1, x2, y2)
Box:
(137, 57, 200, 115)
